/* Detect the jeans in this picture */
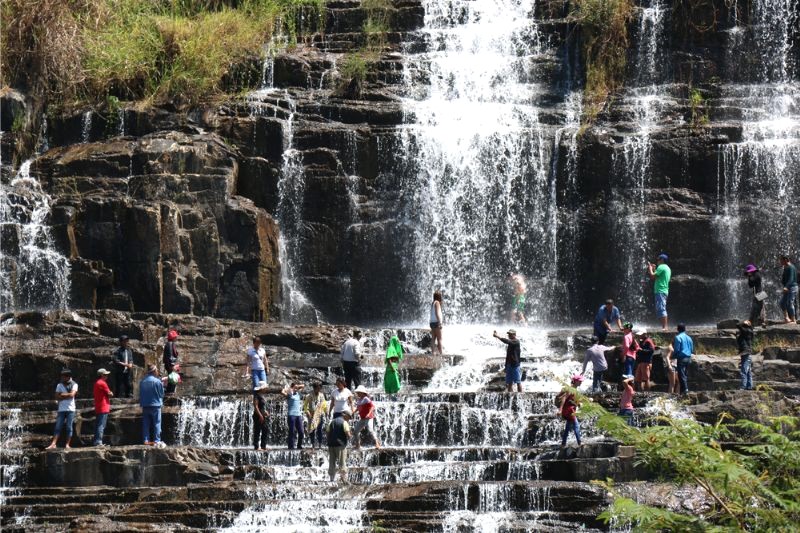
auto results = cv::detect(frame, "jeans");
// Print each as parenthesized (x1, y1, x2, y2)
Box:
(561, 418, 581, 446)
(655, 292, 668, 318)
(53, 411, 75, 439)
(253, 413, 269, 449)
(618, 408, 635, 426)
(780, 286, 798, 320)
(93, 413, 109, 445)
(250, 369, 267, 390)
(591, 370, 605, 393)
(287, 415, 304, 449)
(594, 329, 609, 345)
(342, 361, 361, 391)
(677, 357, 691, 394)
(740, 355, 753, 390)
(623, 357, 635, 377)
(115, 372, 133, 398)
(309, 419, 325, 448)
(351, 418, 378, 447)
(142, 406, 162, 443)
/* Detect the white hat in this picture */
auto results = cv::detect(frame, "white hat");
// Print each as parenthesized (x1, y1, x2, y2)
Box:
(253, 381, 268, 392)
(635, 329, 647, 336)
(97, 368, 111, 375)
(354, 385, 368, 394)
(622, 374, 635, 382)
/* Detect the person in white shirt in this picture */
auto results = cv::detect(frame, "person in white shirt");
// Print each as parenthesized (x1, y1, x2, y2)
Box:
(340, 330, 362, 390)
(329, 377, 355, 419)
(46, 368, 79, 450)
(246, 336, 269, 390)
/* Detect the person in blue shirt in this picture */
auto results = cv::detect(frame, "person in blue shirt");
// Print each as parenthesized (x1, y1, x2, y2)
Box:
(667, 324, 694, 395)
(281, 382, 305, 449)
(593, 299, 622, 344)
(139, 364, 165, 446)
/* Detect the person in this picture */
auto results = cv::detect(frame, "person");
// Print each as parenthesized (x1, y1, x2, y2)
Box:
(634, 330, 655, 392)
(46, 369, 78, 450)
(352, 385, 381, 450)
(647, 253, 672, 331)
(493, 329, 522, 393)
(779, 256, 798, 323)
(113, 335, 134, 398)
(581, 337, 612, 393)
(327, 408, 352, 483)
(619, 322, 638, 377)
(340, 330, 362, 391)
(736, 320, 755, 390)
(329, 378, 355, 419)
(510, 274, 527, 324)
(252, 380, 270, 450)
(246, 336, 269, 390)
(162, 329, 180, 395)
(93, 368, 113, 446)
(618, 375, 635, 424)
(303, 382, 327, 449)
(384, 334, 404, 395)
(140, 364, 165, 446)
(281, 382, 305, 449)
(745, 264, 767, 328)
(430, 291, 444, 355)
(593, 299, 622, 344)
(557, 374, 583, 448)
(667, 324, 694, 395)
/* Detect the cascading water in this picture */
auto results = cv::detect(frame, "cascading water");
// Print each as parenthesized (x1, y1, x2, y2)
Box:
(0, 160, 71, 311)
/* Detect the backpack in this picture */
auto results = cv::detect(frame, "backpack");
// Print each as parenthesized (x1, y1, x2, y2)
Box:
(554, 391, 566, 407)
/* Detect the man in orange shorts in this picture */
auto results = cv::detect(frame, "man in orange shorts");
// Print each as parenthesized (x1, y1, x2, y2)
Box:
(634, 329, 656, 391)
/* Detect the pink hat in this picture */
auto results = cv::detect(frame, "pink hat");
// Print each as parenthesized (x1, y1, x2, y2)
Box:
(745, 264, 758, 273)
(167, 329, 179, 341)
(570, 373, 584, 384)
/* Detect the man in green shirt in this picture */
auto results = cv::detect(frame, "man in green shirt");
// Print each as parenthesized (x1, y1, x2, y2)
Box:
(647, 253, 671, 331)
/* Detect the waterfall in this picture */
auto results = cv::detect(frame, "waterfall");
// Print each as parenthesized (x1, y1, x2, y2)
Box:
(81, 111, 92, 143)
(0, 160, 71, 312)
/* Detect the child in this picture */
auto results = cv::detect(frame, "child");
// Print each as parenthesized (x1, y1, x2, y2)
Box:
(619, 375, 635, 424)
(281, 382, 305, 449)
(558, 374, 583, 448)
(352, 385, 381, 450)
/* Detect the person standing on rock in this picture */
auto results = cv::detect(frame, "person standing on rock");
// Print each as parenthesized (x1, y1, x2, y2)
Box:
(619, 322, 638, 378)
(618, 375, 635, 424)
(282, 382, 305, 450)
(593, 299, 622, 344)
(745, 264, 768, 328)
(163, 329, 180, 395)
(667, 324, 694, 395)
(582, 337, 612, 393)
(93, 368, 113, 446)
(113, 335, 134, 398)
(246, 336, 269, 390)
(304, 382, 328, 449)
(384, 334, 404, 396)
(46, 369, 78, 450)
(736, 320, 755, 390)
(634, 330, 655, 392)
(329, 378, 355, 419)
(326, 409, 353, 483)
(352, 385, 381, 450)
(140, 364, 165, 446)
(647, 253, 672, 331)
(252, 381, 270, 451)
(779, 255, 798, 323)
(340, 330, 363, 391)
(430, 291, 444, 355)
(557, 374, 583, 449)
(493, 329, 522, 393)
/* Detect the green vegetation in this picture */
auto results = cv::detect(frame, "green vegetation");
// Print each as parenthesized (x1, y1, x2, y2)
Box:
(570, 0, 635, 123)
(689, 87, 709, 129)
(335, 0, 392, 97)
(580, 395, 800, 531)
(1, 0, 324, 106)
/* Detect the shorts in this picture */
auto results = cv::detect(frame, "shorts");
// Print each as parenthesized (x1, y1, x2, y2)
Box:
(505, 365, 522, 385)
(430, 321, 441, 330)
(635, 362, 651, 383)
(654, 293, 668, 318)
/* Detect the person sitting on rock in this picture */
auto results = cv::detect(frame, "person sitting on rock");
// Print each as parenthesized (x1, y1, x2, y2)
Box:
(619, 322, 638, 377)
(93, 368, 113, 446)
(304, 382, 327, 449)
(326, 408, 353, 483)
(281, 382, 305, 450)
(352, 385, 381, 450)
(557, 374, 583, 449)
(736, 320, 755, 390)
(581, 337, 612, 393)
(245, 336, 269, 391)
(618, 375, 635, 424)
(140, 364, 165, 447)
(46, 368, 78, 450)
(634, 329, 655, 391)
(162, 329, 180, 395)
(329, 378, 355, 419)
(252, 380, 270, 451)
(493, 328, 522, 393)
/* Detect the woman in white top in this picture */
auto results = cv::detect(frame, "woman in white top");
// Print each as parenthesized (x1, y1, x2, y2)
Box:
(328, 377, 355, 419)
(430, 291, 444, 355)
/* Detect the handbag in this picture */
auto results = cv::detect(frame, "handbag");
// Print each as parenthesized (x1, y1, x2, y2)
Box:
(754, 291, 768, 302)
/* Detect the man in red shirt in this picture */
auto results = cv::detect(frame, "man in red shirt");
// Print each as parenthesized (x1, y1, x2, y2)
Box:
(93, 368, 114, 446)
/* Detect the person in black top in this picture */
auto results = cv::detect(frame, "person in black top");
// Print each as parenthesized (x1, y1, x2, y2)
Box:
(163, 329, 180, 395)
(634, 330, 655, 391)
(252, 380, 270, 450)
(493, 329, 522, 392)
(327, 409, 352, 483)
(745, 264, 767, 327)
(113, 335, 134, 398)
(779, 256, 798, 323)
(736, 320, 755, 390)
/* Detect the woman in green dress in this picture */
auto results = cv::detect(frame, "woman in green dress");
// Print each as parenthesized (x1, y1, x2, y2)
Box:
(384, 335, 404, 395)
